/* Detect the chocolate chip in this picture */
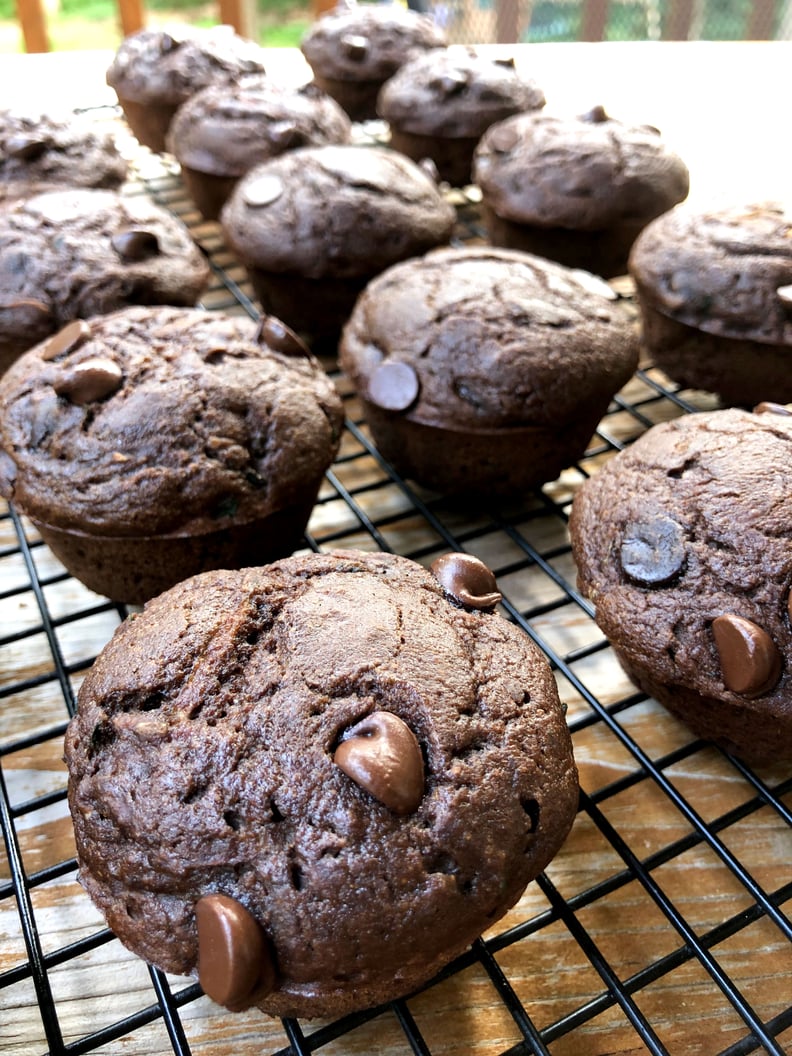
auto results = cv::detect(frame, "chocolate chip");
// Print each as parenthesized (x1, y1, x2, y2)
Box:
(5, 135, 49, 161)
(754, 401, 792, 416)
(712, 614, 782, 698)
(159, 31, 181, 53)
(334, 711, 424, 815)
(53, 357, 122, 404)
(268, 123, 305, 150)
(418, 157, 440, 184)
(340, 32, 368, 59)
(435, 70, 468, 96)
(195, 893, 275, 1009)
(430, 552, 502, 611)
(367, 361, 419, 413)
(111, 228, 160, 262)
(581, 105, 609, 123)
(255, 315, 309, 358)
(620, 515, 686, 587)
(41, 319, 91, 361)
(486, 122, 521, 153)
(776, 285, 792, 313)
(243, 173, 284, 207)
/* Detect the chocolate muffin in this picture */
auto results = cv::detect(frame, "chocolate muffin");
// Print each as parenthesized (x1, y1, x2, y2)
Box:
(339, 245, 638, 497)
(0, 188, 210, 374)
(0, 307, 344, 604)
(377, 48, 545, 187)
(166, 75, 352, 221)
(300, 0, 447, 122)
(106, 25, 267, 153)
(220, 144, 456, 352)
(473, 106, 690, 279)
(64, 548, 579, 1018)
(628, 201, 792, 406)
(569, 405, 792, 765)
(0, 109, 128, 199)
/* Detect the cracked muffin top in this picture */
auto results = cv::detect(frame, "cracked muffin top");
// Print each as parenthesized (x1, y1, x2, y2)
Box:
(300, 2, 446, 83)
(473, 106, 689, 231)
(0, 109, 128, 198)
(65, 548, 578, 1019)
(569, 405, 792, 759)
(377, 48, 545, 138)
(0, 306, 344, 536)
(165, 74, 352, 178)
(628, 201, 792, 344)
(0, 188, 210, 367)
(220, 144, 456, 279)
(106, 25, 267, 107)
(339, 244, 638, 430)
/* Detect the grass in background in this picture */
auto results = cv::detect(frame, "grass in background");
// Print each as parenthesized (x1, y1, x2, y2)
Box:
(0, 0, 311, 52)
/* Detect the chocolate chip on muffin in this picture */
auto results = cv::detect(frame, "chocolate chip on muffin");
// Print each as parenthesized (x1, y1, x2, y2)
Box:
(220, 144, 456, 352)
(569, 406, 792, 764)
(0, 306, 344, 603)
(0, 109, 128, 200)
(0, 188, 210, 374)
(339, 244, 638, 497)
(65, 549, 578, 1018)
(300, 0, 447, 121)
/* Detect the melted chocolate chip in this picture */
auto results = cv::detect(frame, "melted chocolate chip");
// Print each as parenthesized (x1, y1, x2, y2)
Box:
(53, 357, 122, 404)
(243, 173, 284, 208)
(620, 515, 686, 587)
(41, 319, 91, 361)
(340, 32, 368, 59)
(367, 361, 419, 413)
(712, 614, 782, 698)
(430, 552, 502, 611)
(754, 401, 792, 416)
(268, 123, 305, 150)
(111, 228, 161, 262)
(5, 134, 49, 161)
(195, 894, 275, 1009)
(255, 315, 309, 358)
(486, 122, 521, 153)
(436, 70, 468, 96)
(334, 711, 424, 815)
(581, 104, 609, 123)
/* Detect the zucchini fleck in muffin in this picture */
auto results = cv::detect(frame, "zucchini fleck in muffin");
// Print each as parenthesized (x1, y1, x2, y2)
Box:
(0, 307, 343, 603)
(65, 549, 578, 1018)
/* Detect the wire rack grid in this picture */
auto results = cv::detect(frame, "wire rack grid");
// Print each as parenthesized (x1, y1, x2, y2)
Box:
(1, 124, 791, 1056)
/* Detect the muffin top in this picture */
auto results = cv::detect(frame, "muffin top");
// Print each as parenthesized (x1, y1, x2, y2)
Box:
(473, 106, 689, 230)
(106, 25, 267, 107)
(570, 406, 792, 730)
(0, 188, 210, 356)
(166, 75, 352, 178)
(300, 1, 446, 82)
(628, 201, 792, 345)
(0, 306, 344, 536)
(377, 48, 545, 138)
(65, 548, 578, 1018)
(220, 144, 456, 278)
(339, 245, 638, 430)
(0, 109, 128, 195)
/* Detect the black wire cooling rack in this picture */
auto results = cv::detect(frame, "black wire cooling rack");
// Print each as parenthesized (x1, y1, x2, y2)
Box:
(1, 121, 791, 1056)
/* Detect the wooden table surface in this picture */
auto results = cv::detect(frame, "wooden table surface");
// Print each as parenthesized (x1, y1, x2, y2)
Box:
(1, 41, 791, 1056)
